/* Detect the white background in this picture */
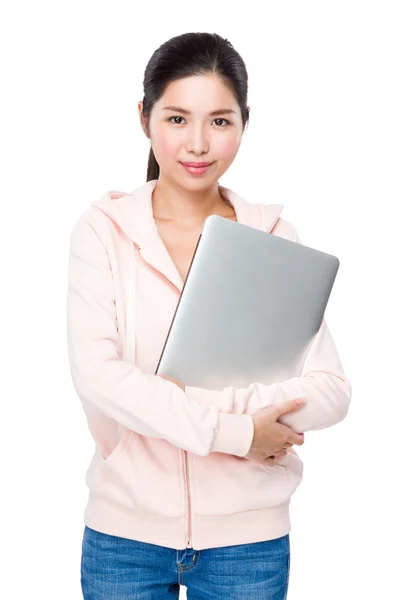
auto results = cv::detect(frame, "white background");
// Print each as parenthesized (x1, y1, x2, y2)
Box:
(2, 1, 411, 598)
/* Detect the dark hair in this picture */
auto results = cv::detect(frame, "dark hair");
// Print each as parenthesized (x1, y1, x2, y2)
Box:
(141, 32, 250, 182)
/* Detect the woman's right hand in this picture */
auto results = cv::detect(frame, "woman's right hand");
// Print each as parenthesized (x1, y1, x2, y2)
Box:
(245, 398, 306, 466)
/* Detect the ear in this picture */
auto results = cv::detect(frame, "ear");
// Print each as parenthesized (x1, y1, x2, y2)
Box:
(137, 101, 150, 139)
(243, 105, 251, 133)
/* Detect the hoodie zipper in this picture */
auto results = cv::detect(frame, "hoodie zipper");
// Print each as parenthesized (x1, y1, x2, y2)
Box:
(133, 244, 193, 548)
(183, 449, 193, 547)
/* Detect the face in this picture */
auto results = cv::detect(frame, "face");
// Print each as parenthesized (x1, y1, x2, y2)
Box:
(138, 74, 249, 188)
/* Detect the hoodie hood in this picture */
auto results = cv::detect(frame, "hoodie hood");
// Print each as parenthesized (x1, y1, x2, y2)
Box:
(91, 179, 284, 246)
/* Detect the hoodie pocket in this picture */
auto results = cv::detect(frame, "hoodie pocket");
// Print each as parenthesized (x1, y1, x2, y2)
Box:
(100, 428, 133, 465)
(87, 431, 185, 517)
(191, 449, 303, 516)
(261, 450, 304, 478)
(86, 428, 132, 494)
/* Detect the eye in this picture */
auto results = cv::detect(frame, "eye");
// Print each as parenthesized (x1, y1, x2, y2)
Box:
(168, 116, 186, 125)
(167, 116, 230, 127)
(213, 118, 230, 127)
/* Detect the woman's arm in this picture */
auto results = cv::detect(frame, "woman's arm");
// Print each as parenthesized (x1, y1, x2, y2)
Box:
(66, 210, 254, 457)
(185, 317, 352, 433)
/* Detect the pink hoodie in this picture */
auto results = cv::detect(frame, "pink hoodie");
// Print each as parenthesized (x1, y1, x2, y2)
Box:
(67, 179, 352, 550)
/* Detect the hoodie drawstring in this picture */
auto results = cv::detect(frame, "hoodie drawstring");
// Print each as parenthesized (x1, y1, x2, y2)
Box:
(126, 241, 139, 365)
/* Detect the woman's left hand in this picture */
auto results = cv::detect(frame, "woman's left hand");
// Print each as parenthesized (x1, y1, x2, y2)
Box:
(157, 373, 186, 392)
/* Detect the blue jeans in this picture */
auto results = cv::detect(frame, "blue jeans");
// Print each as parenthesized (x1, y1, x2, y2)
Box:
(81, 525, 290, 599)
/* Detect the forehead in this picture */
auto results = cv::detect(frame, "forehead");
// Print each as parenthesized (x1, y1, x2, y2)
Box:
(155, 75, 239, 115)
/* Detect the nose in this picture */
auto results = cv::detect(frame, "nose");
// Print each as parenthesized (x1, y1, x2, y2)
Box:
(185, 124, 210, 154)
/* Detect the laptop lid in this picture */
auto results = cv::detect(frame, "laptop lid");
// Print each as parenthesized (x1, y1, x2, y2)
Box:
(155, 215, 339, 389)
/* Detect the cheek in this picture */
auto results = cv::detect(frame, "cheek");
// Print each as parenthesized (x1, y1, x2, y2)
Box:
(157, 137, 178, 157)
(153, 126, 180, 159)
(215, 136, 240, 158)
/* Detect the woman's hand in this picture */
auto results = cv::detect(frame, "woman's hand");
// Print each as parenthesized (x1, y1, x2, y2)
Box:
(156, 373, 186, 392)
(245, 399, 306, 466)
(157, 376, 302, 466)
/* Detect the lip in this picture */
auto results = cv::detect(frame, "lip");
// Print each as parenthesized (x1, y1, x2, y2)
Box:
(180, 161, 214, 175)
(181, 162, 212, 167)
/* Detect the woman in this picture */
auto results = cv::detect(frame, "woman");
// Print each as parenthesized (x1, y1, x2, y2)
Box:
(67, 32, 352, 600)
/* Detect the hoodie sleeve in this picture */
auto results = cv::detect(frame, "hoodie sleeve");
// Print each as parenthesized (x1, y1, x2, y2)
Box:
(66, 211, 254, 457)
(185, 223, 352, 433)
(185, 317, 351, 432)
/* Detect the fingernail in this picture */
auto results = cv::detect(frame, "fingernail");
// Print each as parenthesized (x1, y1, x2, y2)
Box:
(295, 398, 304, 406)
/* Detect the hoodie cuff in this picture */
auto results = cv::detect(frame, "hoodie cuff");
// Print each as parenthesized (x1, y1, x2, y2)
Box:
(210, 412, 254, 457)
(185, 385, 254, 456)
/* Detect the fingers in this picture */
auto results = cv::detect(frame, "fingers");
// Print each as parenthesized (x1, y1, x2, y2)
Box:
(282, 423, 305, 446)
(157, 374, 185, 391)
(265, 450, 287, 465)
(293, 433, 305, 445)
(275, 398, 306, 418)
(274, 398, 306, 445)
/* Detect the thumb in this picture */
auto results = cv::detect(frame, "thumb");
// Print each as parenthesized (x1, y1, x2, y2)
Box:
(275, 397, 306, 418)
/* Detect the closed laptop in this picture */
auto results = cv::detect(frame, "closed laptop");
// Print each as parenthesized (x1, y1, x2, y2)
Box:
(155, 215, 340, 390)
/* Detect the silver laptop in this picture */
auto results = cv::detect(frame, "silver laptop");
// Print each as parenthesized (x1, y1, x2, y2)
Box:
(155, 215, 339, 390)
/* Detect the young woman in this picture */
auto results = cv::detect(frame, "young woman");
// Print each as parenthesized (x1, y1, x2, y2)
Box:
(67, 32, 352, 600)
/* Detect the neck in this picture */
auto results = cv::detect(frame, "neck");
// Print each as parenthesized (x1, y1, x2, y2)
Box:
(151, 175, 230, 227)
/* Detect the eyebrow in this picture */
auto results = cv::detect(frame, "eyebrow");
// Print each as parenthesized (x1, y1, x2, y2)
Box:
(162, 105, 237, 117)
